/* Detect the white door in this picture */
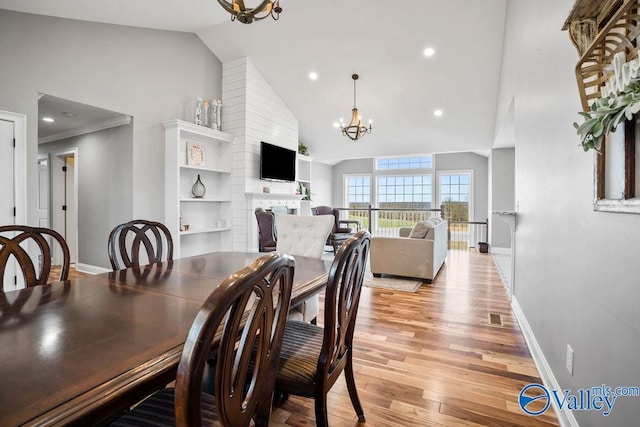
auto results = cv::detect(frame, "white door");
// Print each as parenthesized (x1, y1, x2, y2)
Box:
(37, 156, 49, 227)
(64, 155, 77, 264)
(0, 119, 16, 290)
(52, 151, 77, 265)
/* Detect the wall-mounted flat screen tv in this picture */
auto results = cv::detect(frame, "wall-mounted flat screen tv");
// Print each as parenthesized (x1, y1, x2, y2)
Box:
(260, 141, 296, 182)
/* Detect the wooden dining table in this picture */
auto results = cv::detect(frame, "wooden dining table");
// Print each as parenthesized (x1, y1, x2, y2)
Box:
(0, 251, 331, 427)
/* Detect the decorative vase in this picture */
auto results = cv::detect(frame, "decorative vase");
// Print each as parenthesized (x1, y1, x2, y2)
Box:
(192, 174, 206, 198)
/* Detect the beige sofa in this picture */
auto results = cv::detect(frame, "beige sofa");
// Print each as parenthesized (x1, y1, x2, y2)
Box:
(370, 217, 448, 281)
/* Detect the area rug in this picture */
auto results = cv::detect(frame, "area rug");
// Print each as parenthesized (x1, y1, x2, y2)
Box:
(362, 270, 424, 292)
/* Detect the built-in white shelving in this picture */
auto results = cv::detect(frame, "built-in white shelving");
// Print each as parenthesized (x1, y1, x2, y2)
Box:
(297, 154, 312, 215)
(164, 119, 234, 258)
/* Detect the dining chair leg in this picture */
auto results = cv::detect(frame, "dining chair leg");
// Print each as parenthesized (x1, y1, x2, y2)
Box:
(345, 354, 366, 422)
(255, 394, 272, 427)
(315, 393, 329, 427)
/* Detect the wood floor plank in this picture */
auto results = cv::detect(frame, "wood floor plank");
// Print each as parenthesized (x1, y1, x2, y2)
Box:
(55, 252, 559, 426)
(271, 250, 559, 426)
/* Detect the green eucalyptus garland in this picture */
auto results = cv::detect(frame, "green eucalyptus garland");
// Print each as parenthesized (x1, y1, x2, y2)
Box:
(574, 79, 640, 152)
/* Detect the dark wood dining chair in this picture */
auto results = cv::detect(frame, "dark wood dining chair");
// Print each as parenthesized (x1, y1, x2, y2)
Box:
(108, 219, 173, 270)
(109, 252, 295, 427)
(311, 205, 355, 253)
(274, 230, 371, 427)
(254, 207, 277, 252)
(0, 225, 70, 289)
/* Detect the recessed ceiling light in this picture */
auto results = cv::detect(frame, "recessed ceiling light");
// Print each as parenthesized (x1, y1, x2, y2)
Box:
(62, 112, 76, 118)
(424, 47, 435, 57)
(309, 72, 318, 80)
(42, 117, 55, 122)
(434, 109, 443, 117)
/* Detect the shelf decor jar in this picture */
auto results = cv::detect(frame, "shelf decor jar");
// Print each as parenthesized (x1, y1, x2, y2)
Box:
(192, 174, 206, 198)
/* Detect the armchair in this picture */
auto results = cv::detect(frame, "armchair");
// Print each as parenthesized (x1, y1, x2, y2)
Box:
(311, 206, 355, 253)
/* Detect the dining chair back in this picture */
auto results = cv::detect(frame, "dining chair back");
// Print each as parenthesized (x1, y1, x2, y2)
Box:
(109, 252, 294, 427)
(274, 214, 333, 323)
(311, 205, 355, 253)
(274, 230, 371, 427)
(254, 208, 277, 252)
(274, 214, 333, 259)
(108, 219, 173, 270)
(0, 225, 70, 289)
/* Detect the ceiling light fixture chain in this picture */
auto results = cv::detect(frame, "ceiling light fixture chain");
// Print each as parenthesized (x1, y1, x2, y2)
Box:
(216, 0, 282, 24)
(339, 73, 372, 141)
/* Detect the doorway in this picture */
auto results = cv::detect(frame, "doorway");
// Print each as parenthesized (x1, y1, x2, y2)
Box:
(0, 110, 27, 290)
(0, 119, 14, 225)
(51, 150, 77, 265)
(37, 94, 132, 272)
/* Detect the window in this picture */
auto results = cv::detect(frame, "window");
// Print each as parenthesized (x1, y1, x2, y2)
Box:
(345, 175, 371, 209)
(377, 175, 432, 209)
(376, 155, 432, 170)
(439, 173, 470, 222)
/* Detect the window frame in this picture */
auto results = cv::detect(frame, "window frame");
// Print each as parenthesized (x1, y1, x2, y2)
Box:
(343, 174, 372, 208)
(436, 170, 474, 221)
(375, 173, 434, 208)
(594, 117, 640, 214)
(374, 154, 434, 171)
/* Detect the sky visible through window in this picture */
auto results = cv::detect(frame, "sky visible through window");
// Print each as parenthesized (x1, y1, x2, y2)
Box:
(377, 175, 432, 208)
(377, 156, 432, 170)
(347, 176, 371, 208)
(440, 174, 469, 202)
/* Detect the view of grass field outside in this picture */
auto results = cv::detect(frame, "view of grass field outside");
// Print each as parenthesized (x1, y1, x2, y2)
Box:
(440, 174, 471, 249)
(345, 158, 438, 235)
(343, 163, 482, 248)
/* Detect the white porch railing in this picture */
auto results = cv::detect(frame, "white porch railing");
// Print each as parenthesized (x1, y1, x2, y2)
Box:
(335, 205, 488, 250)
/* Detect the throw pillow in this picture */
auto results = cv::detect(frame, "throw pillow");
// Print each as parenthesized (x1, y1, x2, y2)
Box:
(408, 221, 430, 238)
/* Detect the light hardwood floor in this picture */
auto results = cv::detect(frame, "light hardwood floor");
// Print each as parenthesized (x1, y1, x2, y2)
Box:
(270, 250, 559, 426)
(55, 251, 559, 426)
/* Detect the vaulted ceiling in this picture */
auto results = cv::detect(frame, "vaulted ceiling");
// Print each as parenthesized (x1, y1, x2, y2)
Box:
(0, 0, 509, 162)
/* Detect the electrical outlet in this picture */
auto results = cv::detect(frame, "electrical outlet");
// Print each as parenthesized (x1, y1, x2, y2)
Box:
(566, 344, 574, 375)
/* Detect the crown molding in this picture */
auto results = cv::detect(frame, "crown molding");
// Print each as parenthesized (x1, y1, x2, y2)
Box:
(38, 115, 132, 144)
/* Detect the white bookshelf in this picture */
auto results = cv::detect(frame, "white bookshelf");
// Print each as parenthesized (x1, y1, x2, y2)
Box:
(297, 154, 312, 215)
(164, 119, 234, 258)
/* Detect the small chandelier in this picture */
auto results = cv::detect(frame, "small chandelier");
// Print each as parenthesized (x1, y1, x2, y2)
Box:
(216, 0, 282, 24)
(339, 74, 372, 141)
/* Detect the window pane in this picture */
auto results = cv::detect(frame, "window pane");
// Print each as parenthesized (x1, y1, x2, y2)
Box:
(375, 174, 432, 209)
(440, 173, 471, 222)
(346, 175, 371, 208)
(376, 155, 433, 170)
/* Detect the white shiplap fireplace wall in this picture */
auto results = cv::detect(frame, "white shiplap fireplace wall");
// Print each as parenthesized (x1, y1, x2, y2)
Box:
(221, 58, 300, 251)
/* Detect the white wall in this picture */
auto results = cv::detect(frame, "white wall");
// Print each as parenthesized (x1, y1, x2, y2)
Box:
(0, 10, 222, 233)
(309, 162, 333, 207)
(221, 58, 299, 251)
(497, 1, 640, 425)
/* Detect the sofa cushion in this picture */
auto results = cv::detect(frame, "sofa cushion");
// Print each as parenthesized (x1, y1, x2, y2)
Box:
(408, 221, 430, 238)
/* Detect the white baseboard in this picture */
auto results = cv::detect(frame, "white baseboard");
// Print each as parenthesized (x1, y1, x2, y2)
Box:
(490, 247, 511, 255)
(511, 296, 579, 427)
(76, 263, 111, 275)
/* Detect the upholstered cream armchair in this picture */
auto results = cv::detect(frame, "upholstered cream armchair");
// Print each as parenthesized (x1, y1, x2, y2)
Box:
(370, 217, 448, 281)
(275, 214, 334, 323)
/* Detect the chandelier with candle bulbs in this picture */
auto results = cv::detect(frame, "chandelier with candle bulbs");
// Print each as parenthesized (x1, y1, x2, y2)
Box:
(339, 74, 372, 141)
(216, 0, 282, 24)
